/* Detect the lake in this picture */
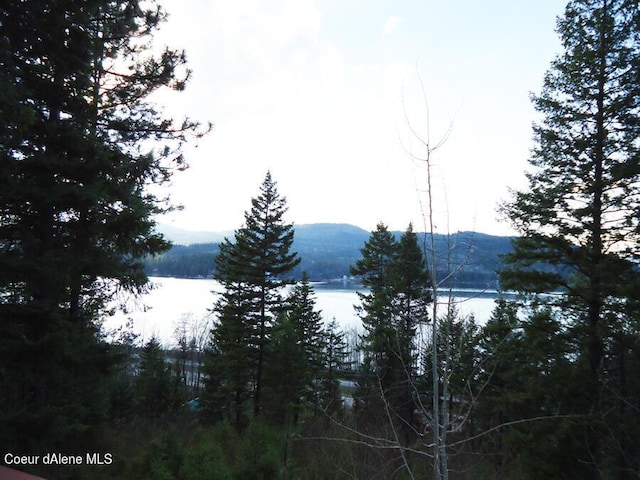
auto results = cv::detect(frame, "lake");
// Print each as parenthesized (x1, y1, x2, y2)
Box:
(103, 277, 504, 346)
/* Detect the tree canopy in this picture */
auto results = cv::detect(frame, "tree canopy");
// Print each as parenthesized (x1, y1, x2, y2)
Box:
(0, 0, 204, 452)
(500, 0, 640, 475)
(204, 172, 300, 424)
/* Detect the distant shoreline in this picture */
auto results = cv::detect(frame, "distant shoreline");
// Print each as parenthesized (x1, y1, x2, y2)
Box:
(147, 275, 518, 299)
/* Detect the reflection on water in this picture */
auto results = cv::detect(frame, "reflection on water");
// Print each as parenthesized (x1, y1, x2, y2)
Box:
(104, 277, 506, 346)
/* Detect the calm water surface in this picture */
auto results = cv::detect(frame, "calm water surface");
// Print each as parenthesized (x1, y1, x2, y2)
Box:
(104, 277, 502, 346)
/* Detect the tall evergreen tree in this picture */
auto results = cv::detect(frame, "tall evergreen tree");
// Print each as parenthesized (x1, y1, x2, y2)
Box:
(264, 312, 308, 426)
(202, 280, 255, 428)
(351, 223, 431, 438)
(473, 299, 523, 470)
(500, 0, 640, 475)
(475, 304, 583, 478)
(320, 319, 349, 414)
(351, 222, 398, 412)
(389, 224, 432, 439)
(285, 271, 325, 409)
(260, 272, 324, 425)
(0, 0, 203, 451)
(204, 172, 300, 422)
(135, 336, 179, 419)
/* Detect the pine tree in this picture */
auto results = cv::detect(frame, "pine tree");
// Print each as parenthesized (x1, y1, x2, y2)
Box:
(320, 319, 349, 414)
(264, 312, 307, 426)
(351, 223, 431, 437)
(475, 304, 584, 478)
(0, 0, 203, 451)
(499, 0, 640, 475)
(259, 273, 324, 426)
(389, 224, 432, 439)
(202, 279, 255, 428)
(420, 305, 479, 451)
(204, 172, 300, 422)
(135, 336, 178, 419)
(473, 299, 523, 466)
(286, 272, 325, 407)
(350, 223, 398, 413)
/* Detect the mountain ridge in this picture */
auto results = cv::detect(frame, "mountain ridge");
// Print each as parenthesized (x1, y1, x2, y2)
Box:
(156, 222, 512, 245)
(148, 223, 514, 288)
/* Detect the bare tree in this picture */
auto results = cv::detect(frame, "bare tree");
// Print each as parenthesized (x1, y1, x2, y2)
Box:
(400, 70, 455, 480)
(173, 312, 212, 393)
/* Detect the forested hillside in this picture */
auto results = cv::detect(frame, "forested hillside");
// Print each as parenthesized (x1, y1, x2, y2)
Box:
(146, 223, 513, 288)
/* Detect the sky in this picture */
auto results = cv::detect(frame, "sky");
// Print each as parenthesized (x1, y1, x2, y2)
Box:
(153, 0, 568, 236)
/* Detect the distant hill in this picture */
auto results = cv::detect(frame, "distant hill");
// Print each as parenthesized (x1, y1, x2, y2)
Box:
(154, 223, 230, 245)
(146, 223, 514, 288)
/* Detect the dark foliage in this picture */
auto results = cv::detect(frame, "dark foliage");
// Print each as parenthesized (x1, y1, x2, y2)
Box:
(0, 0, 204, 454)
(500, 0, 640, 476)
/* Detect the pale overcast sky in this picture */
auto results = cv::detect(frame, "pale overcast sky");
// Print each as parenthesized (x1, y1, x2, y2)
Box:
(154, 0, 567, 236)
